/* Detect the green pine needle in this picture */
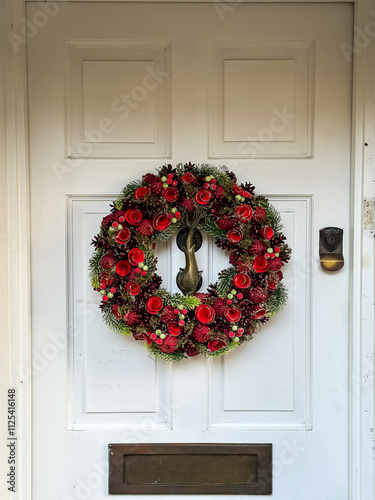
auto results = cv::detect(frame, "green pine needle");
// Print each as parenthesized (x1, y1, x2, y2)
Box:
(151, 218, 184, 242)
(192, 164, 233, 189)
(88, 248, 104, 289)
(266, 203, 283, 235)
(147, 345, 186, 362)
(265, 282, 288, 317)
(165, 293, 201, 310)
(216, 267, 237, 298)
(115, 180, 143, 208)
(204, 217, 227, 241)
(102, 304, 132, 336)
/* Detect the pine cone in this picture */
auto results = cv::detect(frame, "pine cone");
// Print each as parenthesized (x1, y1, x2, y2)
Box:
(124, 311, 142, 326)
(252, 206, 267, 222)
(216, 215, 236, 231)
(160, 305, 176, 324)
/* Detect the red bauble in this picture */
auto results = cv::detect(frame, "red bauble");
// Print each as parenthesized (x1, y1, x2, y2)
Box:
(125, 209, 143, 226)
(224, 307, 241, 323)
(227, 228, 243, 243)
(145, 296, 163, 314)
(207, 339, 227, 352)
(134, 186, 151, 200)
(253, 255, 270, 273)
(126, 282, 141, 296)
(128, 248, 145, 266)
(163, 187, 179, 203)
(116, 228, 131, 244)
(116, 260, 131, 277)
(152, 213, 172, 231)
(195, 304, 215, 324)
(235, 205, 253, 221)
(196, 189, 213, 205)
(233, 273, 251, 288)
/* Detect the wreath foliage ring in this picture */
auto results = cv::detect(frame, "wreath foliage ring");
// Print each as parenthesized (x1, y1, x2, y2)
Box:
(89, 163, 291, 361)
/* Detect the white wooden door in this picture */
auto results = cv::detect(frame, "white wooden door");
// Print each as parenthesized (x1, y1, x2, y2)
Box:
(27, 2, 353, 498)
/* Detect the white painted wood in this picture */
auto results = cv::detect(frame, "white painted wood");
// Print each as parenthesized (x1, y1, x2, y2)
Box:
(65, 40, 171, 158)
(209, 41, 315, 158)
(210, 197, 312, 430)
(26, 3, 353, 499)
(2, 1, 374, 500)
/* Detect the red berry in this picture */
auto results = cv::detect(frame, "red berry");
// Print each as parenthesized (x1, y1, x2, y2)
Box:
(178, 320, 185, 326)
(174, 309, 179, 315)
(204, 182, 209, 189)
(175, 211, 181, 219)
(166, 178, 172, 184)
(141, 270, 147, 276)
(210, 178, 216, 184)
(238, 328, 244, 334)
(156, 338, 163, 345)
(119, 216, 125, 222)
(112, 221, 118, 227)
(167, 173, 173, 178)
(172, 181, 178, 187)
(274, 247, 280, 253)
(229, 331, 235, 338)
(271, 253, 275, 258)
(135, 268, 141, 274)
(237, 293, 243, 300)
(210, 184, 216, 190)
(102, 295, 109, 301)
(100, 283, 106, 289)
(110, 287, 116, 293)
(181, 309, 187, 315)
(227, 299, 232, 305)
(167, 213, 173, 219)
(151, 333, 157, 340)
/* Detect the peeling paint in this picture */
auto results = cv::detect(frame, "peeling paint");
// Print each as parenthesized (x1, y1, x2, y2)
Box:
(363, 199, 375, 230)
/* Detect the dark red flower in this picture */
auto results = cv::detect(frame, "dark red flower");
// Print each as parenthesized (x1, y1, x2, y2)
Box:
(252, 305, 267, 319)
(163, 187, 179, 203)
(116, 260, 131, 277)
(100, 253, 116, 270)
(253, 255, 270, 273)
(126, 282, 141, 296)
(134, 186, 151, 200)
(160, 305, 176, 324)
(207, 339, 227, 352)
(235, 204, 253, 222)
(196, 189, 213, 205)
(168, 322, 182, 336)
(224, 307, 241, 323)
(152, 213, 171, 231)
(250, 286, 269, 304)
(195, 304, 215, 324)
(252, 206, 267, 222)
(159, 335, 178, 353)
(145, 296, 163, 314)
(125, 209, 143, 226)
(233, 273, 251, 288)
(213, 298, 227, 316)
(136, 219, 154, 236)
(269, 257, 283, 271)
(101, 214, 114, 227)
(260, 226, 274, 240)
(227, 228, 243, 243)
(181, 172, 197, 183)
(193, 324, 211, 342)
(116, 228, 131, 244)
(128, 248, 145, 266)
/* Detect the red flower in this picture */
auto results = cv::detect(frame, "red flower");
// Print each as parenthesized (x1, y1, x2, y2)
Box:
(227, 228, 243, 243)
(252, 305, 267, 319)
(207, 339, 227, 352)
(136, 219, 154, 236)
(224, 307, 241, 323)
(159, 335, 178, 353)
(163, 187, 179, 203)
(101, 214, 114, 227)
(233, 273, 251, 288)
(195, 304, 215, 324)
(235, 204, 253, 222)
(125, 209, 143, 226)
(128, 248, 145, 266)
(213, 298, 227, 316)
(196, 189, 213, 205)
(100, 253, 116, 269)
(253, 255, 270, 273)
(116, 260, 131, 277)
(260, 226, 274, 240)
(111, 304, 121, 319)
(152, 213, 171, 231)
(181, 172, 197, 183)
(116, 228, 131, 244)
(126, 282, 141, 296)
(134, 186, 151, 200)
(168, 323, 182, 336)
(252, 206, 267, 222)
(145, 296, 163, 314)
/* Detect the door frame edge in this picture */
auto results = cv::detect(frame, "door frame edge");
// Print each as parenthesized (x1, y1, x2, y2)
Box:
(2, 1, 374, 500)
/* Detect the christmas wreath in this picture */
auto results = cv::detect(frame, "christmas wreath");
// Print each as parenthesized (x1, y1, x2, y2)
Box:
(89, 163, 291, 361)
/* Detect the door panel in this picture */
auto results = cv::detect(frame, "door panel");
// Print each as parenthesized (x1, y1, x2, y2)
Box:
(27, 2, 352, 499)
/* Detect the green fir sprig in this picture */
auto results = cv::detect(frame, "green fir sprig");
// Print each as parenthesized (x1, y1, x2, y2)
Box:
(265, 283, 288, 317)
(204, 217, 227, 241)
(102, 303, 132, 336)
(115, 180, 143, 208)
(88, 248, 105, 289)
(147, 344, 186, 362)
(216, 267, 237, 298)
(151, 218, 184, 242)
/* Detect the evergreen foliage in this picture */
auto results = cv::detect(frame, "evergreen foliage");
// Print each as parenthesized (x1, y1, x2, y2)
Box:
(165, 293, 201, 310)
(192, 164, 233, 189)
(265, 283, 288, 317)
(147, 345, 186, 362)
(115, 180, 142, 208)
(88, 248, 104, 289)
(216, 267, 237, 297)
(265, 203, 283, 235)
(102, 304, 132, 336)
(151, 218, 184, 242)
(204, 217, 227, 241)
